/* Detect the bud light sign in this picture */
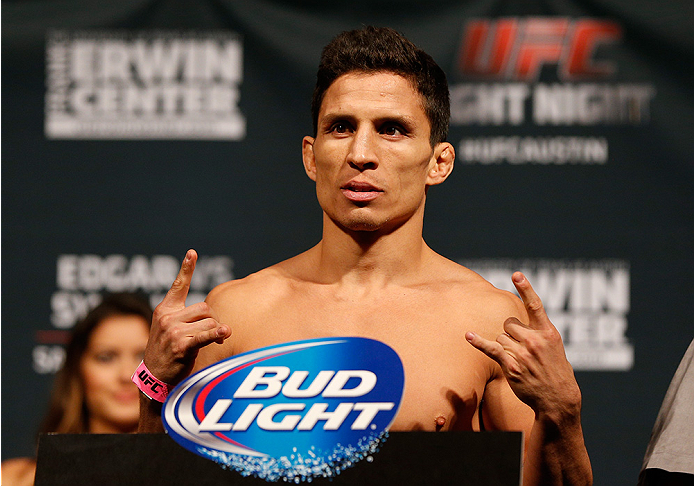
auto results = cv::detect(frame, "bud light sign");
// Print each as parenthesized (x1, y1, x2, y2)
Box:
(162, 337, 405, 481)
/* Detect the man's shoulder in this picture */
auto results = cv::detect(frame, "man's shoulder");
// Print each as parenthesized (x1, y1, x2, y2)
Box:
(433, 256, 514, 294)
(431, 257, 525, 321)
(206, 263, 295, 309)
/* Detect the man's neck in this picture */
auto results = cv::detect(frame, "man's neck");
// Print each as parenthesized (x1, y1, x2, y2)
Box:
(310, 212, 433, 288)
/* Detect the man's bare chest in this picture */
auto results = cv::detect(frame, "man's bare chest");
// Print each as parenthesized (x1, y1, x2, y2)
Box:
(227, 296, 493, 432)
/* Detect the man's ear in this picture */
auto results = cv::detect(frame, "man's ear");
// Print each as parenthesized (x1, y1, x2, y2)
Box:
(302, 136, 317, 182)
(426, 142, 455, 186)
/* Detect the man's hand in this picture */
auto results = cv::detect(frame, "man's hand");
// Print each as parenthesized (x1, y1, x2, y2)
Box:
(143, 249, 231, 386)
(466, 272, 581, 420)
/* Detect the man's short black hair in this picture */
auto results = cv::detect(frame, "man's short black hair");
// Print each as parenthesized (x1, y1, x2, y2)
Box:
(311, 26, 450, 146)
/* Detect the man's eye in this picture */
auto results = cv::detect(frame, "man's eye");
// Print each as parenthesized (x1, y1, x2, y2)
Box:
(382, 125, 403, 136)
(330, 122, 350, 133)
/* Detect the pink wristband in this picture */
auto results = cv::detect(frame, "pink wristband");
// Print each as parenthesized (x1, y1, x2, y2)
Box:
(132, 360, 170, 403)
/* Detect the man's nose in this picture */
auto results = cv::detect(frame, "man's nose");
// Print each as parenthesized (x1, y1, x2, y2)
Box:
(346, 128, 379, 170)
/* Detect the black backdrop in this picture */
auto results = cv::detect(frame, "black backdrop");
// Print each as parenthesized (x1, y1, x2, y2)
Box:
(3, 1, 694, 484)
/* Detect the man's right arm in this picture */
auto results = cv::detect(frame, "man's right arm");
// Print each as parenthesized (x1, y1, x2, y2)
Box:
(138, 249, 231, 433)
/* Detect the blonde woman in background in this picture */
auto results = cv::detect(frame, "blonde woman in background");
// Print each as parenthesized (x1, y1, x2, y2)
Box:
(2, 293, 152, 486)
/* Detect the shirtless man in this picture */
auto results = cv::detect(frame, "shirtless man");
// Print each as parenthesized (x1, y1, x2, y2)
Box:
(139, 27, 592, 485)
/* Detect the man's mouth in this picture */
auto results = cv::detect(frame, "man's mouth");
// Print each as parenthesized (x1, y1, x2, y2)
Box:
(341, 181, 383, 202)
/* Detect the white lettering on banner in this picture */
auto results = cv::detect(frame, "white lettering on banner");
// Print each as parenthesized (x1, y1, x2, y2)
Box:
(193, 366, 395, 432)
(450, 84, 531, 125)
(51, 253, 234, 323)
(55, 254, 233, 293)
(459, 136, 608, 164)
(459, 259, 633, 371)
(194, 366, 392, 433)
(451, 17, 657, 165)
(45, 31, 245, 140)
(533, 84, 655, 125)
(33, 346, 67, 374)
(450, 83, 655, 126)
(233, 367, 378, 399)
(34, 253, 235, 374)
(196, 400, 394, 433)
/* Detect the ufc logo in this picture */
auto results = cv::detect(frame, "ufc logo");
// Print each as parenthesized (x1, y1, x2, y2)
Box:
(458, 18, 622, 81)
(138, 369, 162, 392)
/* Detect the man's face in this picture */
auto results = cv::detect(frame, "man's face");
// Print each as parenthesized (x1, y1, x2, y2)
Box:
(303, 71, 452, 233)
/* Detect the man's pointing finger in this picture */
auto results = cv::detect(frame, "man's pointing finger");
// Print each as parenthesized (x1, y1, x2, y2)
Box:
(163, 249, 197, 309)
(512, 272, 551, 329)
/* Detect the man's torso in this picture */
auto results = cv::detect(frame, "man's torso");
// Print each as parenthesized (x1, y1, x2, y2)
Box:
(198, 253, 524, 432)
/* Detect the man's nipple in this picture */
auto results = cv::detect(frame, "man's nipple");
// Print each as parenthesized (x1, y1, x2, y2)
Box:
(434, 415, 446, 431)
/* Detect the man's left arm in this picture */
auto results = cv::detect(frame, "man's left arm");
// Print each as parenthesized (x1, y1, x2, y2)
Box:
(466, 272, 593, 486)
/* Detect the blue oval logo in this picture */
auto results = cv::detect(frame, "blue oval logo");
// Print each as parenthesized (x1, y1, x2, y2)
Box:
(162, 337, 405, 481)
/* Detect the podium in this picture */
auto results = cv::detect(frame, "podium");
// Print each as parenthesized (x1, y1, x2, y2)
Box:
(35, 432, 522, 485)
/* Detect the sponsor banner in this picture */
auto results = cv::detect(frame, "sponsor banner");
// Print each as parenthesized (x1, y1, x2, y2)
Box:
(451, 18, 656, 165)
(45, 30, 246, 140)
(33, 254, 234, 374)
(461, 259, 633, 371)
(163, 337, 405, 482)
(458, 135, 608, 165)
